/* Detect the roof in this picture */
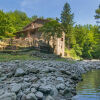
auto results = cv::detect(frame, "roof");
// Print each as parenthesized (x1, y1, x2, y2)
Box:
(16, 18, 49, 34)
(16, 27, 39, 34)
(23, 18, 49, 30)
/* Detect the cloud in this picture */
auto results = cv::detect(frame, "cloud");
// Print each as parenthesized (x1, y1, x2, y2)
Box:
(21, 0, 39, 7)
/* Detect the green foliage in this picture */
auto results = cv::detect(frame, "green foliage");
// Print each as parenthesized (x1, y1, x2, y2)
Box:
(71, 25, 99, 59)
(30, 15, 38, 21)
(94, 4, 100, 24)
(40, 19, 63, 40)
(39, 19, 63, 51)
(61, 2, 74, 48)
(0, 10, 15, 38)
(65, 48, 81, 60)
(6, 10, 31, 31)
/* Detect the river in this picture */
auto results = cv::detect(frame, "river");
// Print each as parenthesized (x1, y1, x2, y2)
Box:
(76, 70, 100, 100)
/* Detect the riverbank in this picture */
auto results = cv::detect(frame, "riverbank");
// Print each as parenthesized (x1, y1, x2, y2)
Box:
(0, 60, 100, 100)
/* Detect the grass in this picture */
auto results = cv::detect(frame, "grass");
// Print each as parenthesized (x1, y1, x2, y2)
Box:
(56, 57, 76, 64)
(0, 49, 78, 63)
(0, 53, 41, 62)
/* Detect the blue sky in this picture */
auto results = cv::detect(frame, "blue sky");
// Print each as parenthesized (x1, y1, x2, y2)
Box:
(0, 0, 99, 25)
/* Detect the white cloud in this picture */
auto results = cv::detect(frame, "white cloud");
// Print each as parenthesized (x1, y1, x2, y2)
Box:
(21, 0, 39, 7)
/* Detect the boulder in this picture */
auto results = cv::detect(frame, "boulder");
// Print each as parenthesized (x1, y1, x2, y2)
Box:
(0, 92, 16, 100)
(10, 83, 21, 93)
(39, 85, 53, 95)
(26, 93, 37, 100)
(35, 91, 43, 99)
(56, 83, 65, 90)
(15, 68, 25, 77)
(56, 77, 64, 83)
(31, 88, 37, 93)
(46, 95, 54, 100)
(0, 89, 4, 95)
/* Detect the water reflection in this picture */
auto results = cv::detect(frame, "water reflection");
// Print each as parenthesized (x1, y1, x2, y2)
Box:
(76, 70, 100, 100)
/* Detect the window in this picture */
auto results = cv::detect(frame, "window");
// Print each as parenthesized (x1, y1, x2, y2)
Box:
(61, 38, 63, 41)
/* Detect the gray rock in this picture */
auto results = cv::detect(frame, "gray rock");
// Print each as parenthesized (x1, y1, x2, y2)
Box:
(15, 68, 25, 76)
(27, 67, 39, 74)
(0, 92, 16, 100)
(10, 83, 21, 93)
(56, 83, 65, 90)
(39, 85, 53, 94)
(63, 87, 73, 97)
(22, 82, 31, 90)
(17, 91, 23, 100)
(0, 76, 7, 81)
(31, 88, 37, 93)
(46, 95, 54, 100)
(23, 88, 31, 94)
(71, 74, 79, 81)
(57, 77, 64, 83)
(31, 84, 40, 89)
(30, 77, 38, 82)
(26, 93, 37, 100)
(0, 89, 4, 95)
(35, 91, 43, 99)
(60, 70, 71, 75)
(72, 95, 79, 100)
(21, 94, 26, 100)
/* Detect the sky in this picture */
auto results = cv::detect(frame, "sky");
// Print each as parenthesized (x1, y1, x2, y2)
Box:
(0, 0, 99, 25)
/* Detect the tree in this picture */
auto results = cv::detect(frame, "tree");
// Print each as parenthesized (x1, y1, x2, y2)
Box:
(61, 2, 74, 50)
(40, 19, 63, 51)
(7, 10, 31, 31)
(0, 10, 15, 39)
(94, 4, 100, 24)
(30, 15, 38, 21)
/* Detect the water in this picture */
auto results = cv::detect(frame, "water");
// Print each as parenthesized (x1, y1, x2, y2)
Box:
(76, 70, 100, 100)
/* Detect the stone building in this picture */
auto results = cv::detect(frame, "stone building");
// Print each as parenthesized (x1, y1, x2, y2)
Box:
(16, 19, 65, 57)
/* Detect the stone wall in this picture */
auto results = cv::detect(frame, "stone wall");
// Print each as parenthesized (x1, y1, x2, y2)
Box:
(0, 31, 65, 57)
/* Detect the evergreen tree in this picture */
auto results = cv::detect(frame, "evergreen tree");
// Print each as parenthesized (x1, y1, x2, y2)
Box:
(94, 4, 100, 24)
(61, 2, 74, 50)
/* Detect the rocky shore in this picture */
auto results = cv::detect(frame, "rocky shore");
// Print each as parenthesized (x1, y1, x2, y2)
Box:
(0, 60, 100, 100)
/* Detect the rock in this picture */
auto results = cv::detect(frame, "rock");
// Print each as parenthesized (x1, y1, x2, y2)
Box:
(0, 76, 7, 81)
(0, 89, 4, 95)
(31, 84, 40, 89)
(51, 87, 58, 97)
(10, 83, 21, 93)
(46, 95, 54, 100)
(64, 87, 71, 94)
(60, 70, 71, 75)
(27, 67, 39, 74)
(39, 85, 53, 95)
(31, 88, 37, 93)
(23, 88, 31, 94)
(30, 77, 38, 82)
(42, 67, 56, 73)
(71, 74, 79, 81)
(0, 92, 16, 100)
(72, 95, 79, 100)
(15, 68, 25, 77)
(63, 87, 73, 97)
(57, 77, 64, 83)
(6, 73, 14, 78)
(0, 60, 100, 100)
(17, 91, 23, 100)
(56, 83, 65, 90)
(35, 91, 43, 99)
(21, 94, 26, 100)
(26, 93, 37, 100)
